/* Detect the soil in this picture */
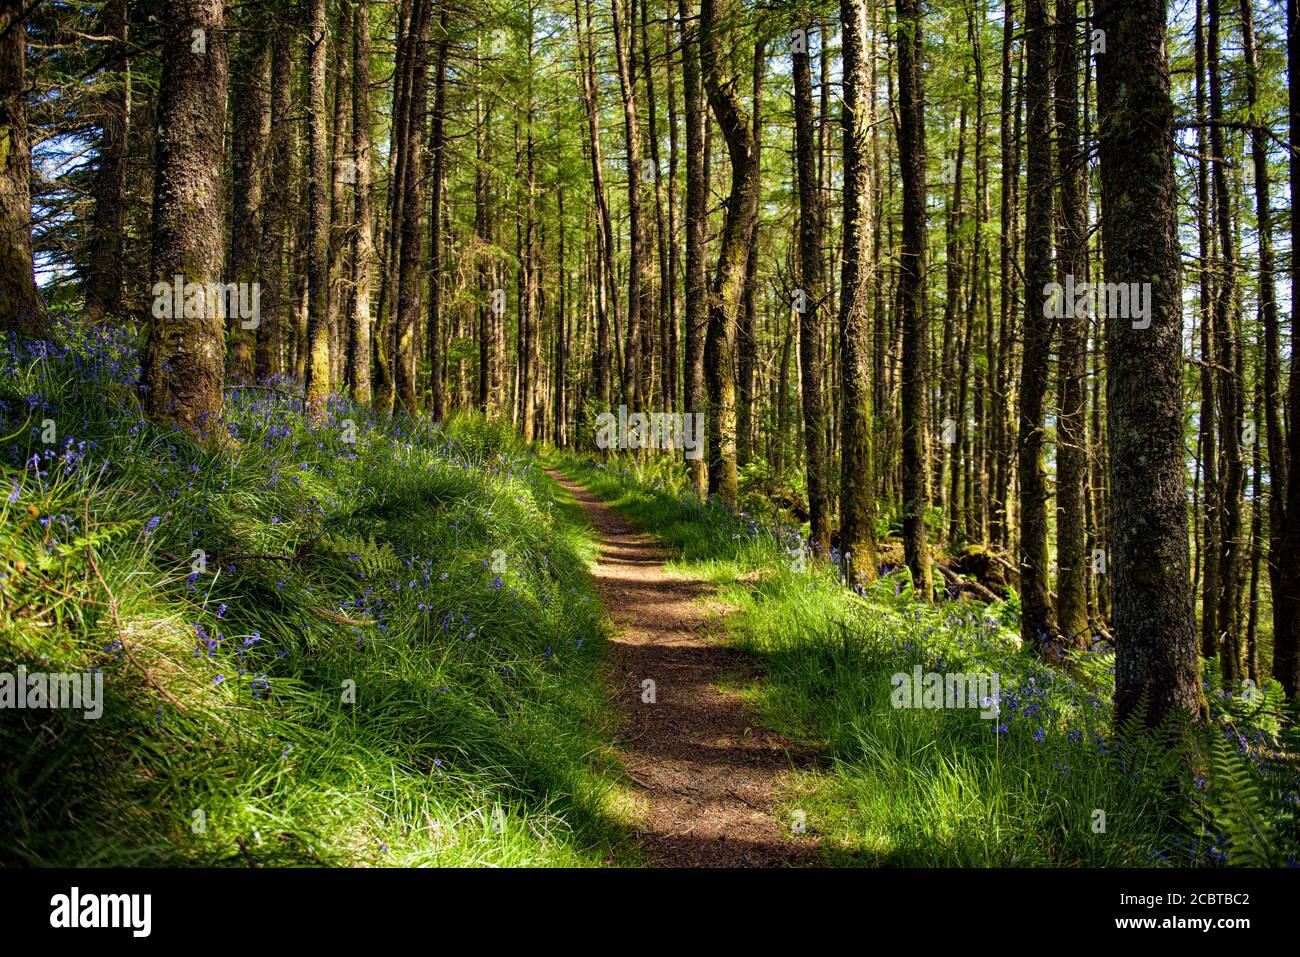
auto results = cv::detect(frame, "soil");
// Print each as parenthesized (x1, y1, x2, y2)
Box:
(546, 468, 821, 868)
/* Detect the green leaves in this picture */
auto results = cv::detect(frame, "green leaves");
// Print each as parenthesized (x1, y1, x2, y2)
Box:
(322, 530, 401, 579)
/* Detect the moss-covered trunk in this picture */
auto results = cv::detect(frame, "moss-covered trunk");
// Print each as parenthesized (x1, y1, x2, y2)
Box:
(1096, 0, 1205, 726)
(0, 0, 41, 337)
(139, 0, 228, 436)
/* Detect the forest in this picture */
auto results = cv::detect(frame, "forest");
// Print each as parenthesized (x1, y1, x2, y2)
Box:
(1, 0, 1299, 875)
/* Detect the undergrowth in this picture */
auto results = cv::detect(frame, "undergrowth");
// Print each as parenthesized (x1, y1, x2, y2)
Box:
(0, 316, 635, 866)
(550, 450, 1300, 867)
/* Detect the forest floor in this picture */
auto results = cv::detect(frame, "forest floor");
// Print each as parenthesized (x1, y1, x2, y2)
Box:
(547, 469, 820, 866)
(4, 314, 1291, 867)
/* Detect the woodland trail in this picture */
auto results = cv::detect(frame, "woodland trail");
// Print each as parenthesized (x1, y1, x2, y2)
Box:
(545, 469, 821, 867)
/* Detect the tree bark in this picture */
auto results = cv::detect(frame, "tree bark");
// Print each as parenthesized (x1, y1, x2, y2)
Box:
(1194, 2, 1220, 661)
(896, 0, 932, 599)
(1273, 0, 1300, 697)
(679, 0, 708, 496)
(349, 0, 374, 404)
(228, 30, 271, 380)
(139, 0, 228, 434)
(1096, 0, 1204, 726)
(1019, 0, 1058, 651)
(642, 0, 670, 417)
(426, 3, 450, 420)
(255, 26, 293, 382)
(303, 0, 332, 421)
(374, 0, 415, 417)
(793, 20, 829, 553)
(698, 0, 757, 505)
(1208, 0, 1244, 682)
(612, 0, 643, 413)
(85, 0, 129, 323)
(736, 41, 761, 468)
(395, 0, 432, 415)
(1240, 0, 1285, 669)
(577, 0, 616, 409)
(326, 0, 354, 390)
(992, 0, 1018, 550)
(1054, 0, 1090, 643)
(839, 0, 879, 585)
(0, 0, 41, 336)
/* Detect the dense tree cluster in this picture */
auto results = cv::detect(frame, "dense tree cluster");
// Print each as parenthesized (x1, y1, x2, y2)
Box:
(3, 0, 1298, 725)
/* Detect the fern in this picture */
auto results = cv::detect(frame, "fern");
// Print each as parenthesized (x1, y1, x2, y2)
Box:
(322, 531, 400, 578)
(1184, 722, 1282, 867)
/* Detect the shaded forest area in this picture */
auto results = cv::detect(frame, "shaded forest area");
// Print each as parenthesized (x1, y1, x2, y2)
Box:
(2, 0, 1300, 868)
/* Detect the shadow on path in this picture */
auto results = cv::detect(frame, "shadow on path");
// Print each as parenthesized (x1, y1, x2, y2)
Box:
(545, 468, 821, 868)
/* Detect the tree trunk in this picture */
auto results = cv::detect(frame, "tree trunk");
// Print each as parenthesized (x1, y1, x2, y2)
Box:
(228, 31, 271, 380)
(256, 26, 293, 381)
(1273, 0, 1300, 697)
(302, 0, 333, 420)
(395, 0, 432, 415)
(1194, 2, 1220, 661)
(665, 11, 681, 414)
(85, 0, 129, 323)
(992, 0, 1018, 550)
(577, 0, 615, 409)
(612, 0, 643, 413)
(1208, 0, 1244, 682)
(522, 5, 540, 439)
(139, 0, 228, 434)
(0, 0, 41, 336)
(736, 41, 762, 468)
(698, 0, 757, 506)
(1096, 0, 1205, 726)
(896, 0, 932, 599)
(679, 0, 708, 496)
(1019, 0, 1058, 651)
(937, 102, 967, 535)
(475, 27, 495, 415)
(793, 21, 829, 553)
(375, 0, 415, 417)
(839, 0, 879, 585)
(555, 182, 567, 444)
(349, 0, 374, 404)
(426, 4, 450, 420)
(326, 0, 353, 391)
(642, 0, 670, 418)
(1054, 0, 1090, 643)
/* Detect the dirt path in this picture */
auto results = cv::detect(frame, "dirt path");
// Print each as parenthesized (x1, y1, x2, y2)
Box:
(546, 469, 820, 868)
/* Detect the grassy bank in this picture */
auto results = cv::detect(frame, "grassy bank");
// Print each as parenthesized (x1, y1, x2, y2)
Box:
(1, 319, 635, 866)
(549, 450, 1300, 867)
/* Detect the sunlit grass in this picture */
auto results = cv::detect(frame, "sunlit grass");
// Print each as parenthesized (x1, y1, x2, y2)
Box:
(0, 317, 638, 867)
(551, 448, 1300, 868)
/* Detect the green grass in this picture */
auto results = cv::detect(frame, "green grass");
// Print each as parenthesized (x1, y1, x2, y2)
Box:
(548, 450, 1300, 868)
(0, 324, 640, 866)
(4, 317, 1295, 869)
